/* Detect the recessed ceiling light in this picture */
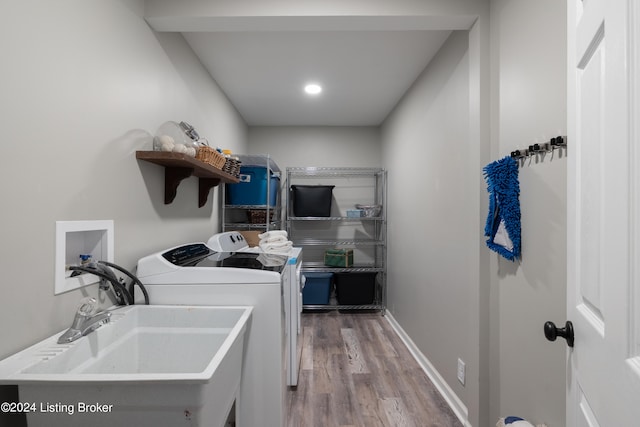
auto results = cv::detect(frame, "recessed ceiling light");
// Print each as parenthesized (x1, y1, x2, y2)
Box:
(304, 83, 322, 95)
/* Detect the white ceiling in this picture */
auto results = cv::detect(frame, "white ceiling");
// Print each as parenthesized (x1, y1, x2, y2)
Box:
(143, 3, 469, 127)
(182, 30, 451, 126)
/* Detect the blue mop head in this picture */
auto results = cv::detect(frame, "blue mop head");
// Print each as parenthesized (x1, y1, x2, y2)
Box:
(483, 156, 521, 261)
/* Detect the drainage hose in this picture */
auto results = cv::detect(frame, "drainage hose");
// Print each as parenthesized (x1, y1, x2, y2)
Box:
(68, 265, 133, 305)
(98, 261, 150, 305)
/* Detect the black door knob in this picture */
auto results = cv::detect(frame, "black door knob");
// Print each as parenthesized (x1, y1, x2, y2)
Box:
(544, 320, 574, 347)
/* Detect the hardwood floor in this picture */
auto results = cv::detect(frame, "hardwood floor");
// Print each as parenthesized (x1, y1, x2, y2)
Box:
(287, 311, 463, 427)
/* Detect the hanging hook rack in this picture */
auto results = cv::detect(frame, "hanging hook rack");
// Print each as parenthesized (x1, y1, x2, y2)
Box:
(510, 135, 567, 160)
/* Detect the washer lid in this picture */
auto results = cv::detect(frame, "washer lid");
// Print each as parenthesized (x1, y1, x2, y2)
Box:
(162, 243, 286, 273)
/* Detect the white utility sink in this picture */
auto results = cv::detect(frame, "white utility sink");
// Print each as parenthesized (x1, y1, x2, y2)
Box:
(0, 305, 252, 427)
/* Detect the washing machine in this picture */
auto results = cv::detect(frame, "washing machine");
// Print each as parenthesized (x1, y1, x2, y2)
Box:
(206, 231, 303, 388)
(136, 236, 302, 427)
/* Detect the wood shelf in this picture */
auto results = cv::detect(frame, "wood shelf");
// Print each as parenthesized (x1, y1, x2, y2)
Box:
(136, 151, 240, 207)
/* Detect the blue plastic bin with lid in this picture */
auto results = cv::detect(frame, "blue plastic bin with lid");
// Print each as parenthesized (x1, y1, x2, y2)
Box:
(227, 166, 279, 206)
(302, 272, 333, 305)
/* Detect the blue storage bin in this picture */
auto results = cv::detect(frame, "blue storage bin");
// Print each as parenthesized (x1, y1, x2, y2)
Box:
(227, 166, 280, 206)
(302, 272, 333, 305)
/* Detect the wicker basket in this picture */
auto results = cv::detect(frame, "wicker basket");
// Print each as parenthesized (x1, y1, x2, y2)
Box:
(222, 157, 242, 177)
(248, 209, 276, 224)
(196, 146, 226, 169)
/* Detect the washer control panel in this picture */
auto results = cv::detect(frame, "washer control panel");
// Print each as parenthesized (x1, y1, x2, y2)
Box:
(206, 231, 248, 252)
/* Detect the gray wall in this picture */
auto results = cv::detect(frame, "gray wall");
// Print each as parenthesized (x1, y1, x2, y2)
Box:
(247, 126, 381, 168)
(381, 30, 481, 423)
(489, 0, 567, 425)
(380, 1, 567, 426)
(0, 2, 246, 422)
(0, 0, 246, 359)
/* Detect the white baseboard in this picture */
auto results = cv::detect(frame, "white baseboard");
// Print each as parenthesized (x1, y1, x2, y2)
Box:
(385, 312, 472, 427)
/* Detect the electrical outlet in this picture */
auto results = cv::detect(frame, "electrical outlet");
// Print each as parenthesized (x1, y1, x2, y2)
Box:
(457, 358, 466, 386)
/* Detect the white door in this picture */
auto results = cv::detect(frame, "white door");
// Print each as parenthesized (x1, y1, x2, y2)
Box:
(567, 0, 640, 425)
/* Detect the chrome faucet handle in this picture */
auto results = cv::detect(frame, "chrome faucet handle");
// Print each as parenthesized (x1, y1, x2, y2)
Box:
(77, 297, 98, 316)
(67, 297, 98, 331)
(57, 297, 110, 344)
(80, 311, 111, 337)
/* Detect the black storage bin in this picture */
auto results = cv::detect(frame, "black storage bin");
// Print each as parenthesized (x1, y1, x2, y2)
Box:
(291, 185, 335, 217)
(335, 272, 377, 305)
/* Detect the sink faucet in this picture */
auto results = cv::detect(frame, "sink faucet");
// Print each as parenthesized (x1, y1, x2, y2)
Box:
(57, 297, 112, 344)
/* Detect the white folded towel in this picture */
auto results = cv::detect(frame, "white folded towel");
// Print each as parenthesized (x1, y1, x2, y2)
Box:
(257, 253, 288, 266)
(260, 235, 288, 244)
(258, 230, 288, 240)
(259, 239, 293, 254)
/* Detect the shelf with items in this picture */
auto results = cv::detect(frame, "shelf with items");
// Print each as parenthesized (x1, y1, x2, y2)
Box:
(286, 167, 385, 177)
(302, 304, 386, 311)
(223, 204, 280, 231)
(285, 166, 387, 313)
(301, 269, 386, 312)
(287, 216, 384, 221)
(293, 239, 383, 246)
(222, 222, 280, 231)
(222, 154, 282, 234)
(302, 264, 384, 273)
(136, 151, 240, 207)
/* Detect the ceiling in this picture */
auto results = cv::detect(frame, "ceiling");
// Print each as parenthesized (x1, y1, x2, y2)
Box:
(144, 6, 461, 127)
(182, 30, 451, 126)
